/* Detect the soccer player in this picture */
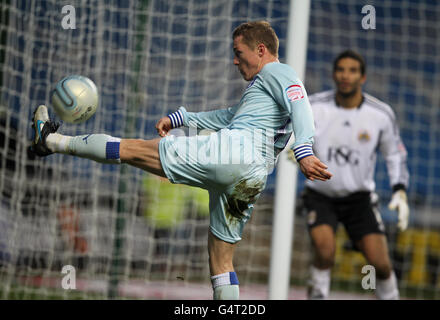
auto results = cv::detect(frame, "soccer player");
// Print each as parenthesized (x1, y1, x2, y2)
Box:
(31, 21, 332, 300)
(300, 50, 409, 300)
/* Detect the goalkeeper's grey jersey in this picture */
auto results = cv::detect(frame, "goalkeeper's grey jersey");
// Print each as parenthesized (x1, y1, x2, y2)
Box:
(305, 90, 409, 197)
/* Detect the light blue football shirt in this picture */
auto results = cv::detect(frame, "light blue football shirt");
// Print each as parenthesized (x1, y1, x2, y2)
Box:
(170, 62, 315, 164)
(161, 62, 316, 242)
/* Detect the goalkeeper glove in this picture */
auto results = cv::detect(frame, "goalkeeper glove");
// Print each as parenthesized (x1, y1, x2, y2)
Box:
(388, 189, 409, 231)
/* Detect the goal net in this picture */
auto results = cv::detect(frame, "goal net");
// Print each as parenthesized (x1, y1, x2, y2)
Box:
(0, 0, 291, 300)
(0, 0, 438, 300)
(293, 0, 440, 299)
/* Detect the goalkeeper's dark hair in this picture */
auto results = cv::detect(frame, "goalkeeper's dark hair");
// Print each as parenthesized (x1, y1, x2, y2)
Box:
(233, 21, 279, 58)
(333, 50, 366, 75)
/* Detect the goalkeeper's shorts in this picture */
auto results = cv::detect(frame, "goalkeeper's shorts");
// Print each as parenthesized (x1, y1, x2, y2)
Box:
(303, 187, 385, 246)
(158, 128, 268, 243)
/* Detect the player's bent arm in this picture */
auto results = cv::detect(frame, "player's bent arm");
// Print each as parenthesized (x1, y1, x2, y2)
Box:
(259, 62, 331, 181)
(378, 113, 410, 231)
(184, 105, 238, 130)
(381, 144, 409, 192)
(378, 117, 409, 190)
(283, 83, 332, 181)
(158, 106, 238, 134)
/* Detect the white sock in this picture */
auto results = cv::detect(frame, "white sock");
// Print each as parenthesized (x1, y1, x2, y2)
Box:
(211, 272, 239, 300)
(376, 271, 399, 300)
(307, 265, 331, 299)
(46, 133, 72, 153)
(46, 133, 121, 164)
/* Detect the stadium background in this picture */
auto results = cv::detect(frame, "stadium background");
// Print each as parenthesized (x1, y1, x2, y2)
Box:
(0, 0, 439, 299)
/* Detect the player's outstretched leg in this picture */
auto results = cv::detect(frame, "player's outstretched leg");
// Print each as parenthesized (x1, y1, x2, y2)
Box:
(31, 105, 122, 164)
(31, 105, 166, 176)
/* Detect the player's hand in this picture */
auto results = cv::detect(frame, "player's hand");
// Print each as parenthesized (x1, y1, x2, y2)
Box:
(388, 190, 409, 231)
(298, 155, 332, 181)
(156, 116, 172, 137)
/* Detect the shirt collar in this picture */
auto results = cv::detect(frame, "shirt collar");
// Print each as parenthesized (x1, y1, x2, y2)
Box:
(334, 93, 365, 109)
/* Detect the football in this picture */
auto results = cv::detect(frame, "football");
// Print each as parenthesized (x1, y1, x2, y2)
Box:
(51, 75, 98, 124)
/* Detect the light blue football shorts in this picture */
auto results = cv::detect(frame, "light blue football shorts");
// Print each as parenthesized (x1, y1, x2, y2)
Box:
(158, 129, 268, 243)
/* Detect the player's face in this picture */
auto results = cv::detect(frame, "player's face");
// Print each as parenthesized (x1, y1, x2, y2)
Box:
(333, 58, 366, 97)
(233, 36, 261, 81)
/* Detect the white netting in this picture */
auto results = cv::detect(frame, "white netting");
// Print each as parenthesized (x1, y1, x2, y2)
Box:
(293, 0, 440, 299)
(0, 0, 289, 300)
(0, 0, 438, 300)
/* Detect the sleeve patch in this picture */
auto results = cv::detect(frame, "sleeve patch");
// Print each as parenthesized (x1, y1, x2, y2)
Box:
(285, 84, 304, 102)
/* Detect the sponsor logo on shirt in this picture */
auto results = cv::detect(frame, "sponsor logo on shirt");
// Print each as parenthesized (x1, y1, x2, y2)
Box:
(285, 84, 304, 102)
(328, 146, 360, 166)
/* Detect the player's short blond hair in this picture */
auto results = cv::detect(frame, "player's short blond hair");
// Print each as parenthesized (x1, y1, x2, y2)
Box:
(232, 21, 279, 58)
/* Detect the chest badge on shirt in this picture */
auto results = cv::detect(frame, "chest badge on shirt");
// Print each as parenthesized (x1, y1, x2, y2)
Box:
(285, 84, 304, 102)
(358, 130, 371, 143)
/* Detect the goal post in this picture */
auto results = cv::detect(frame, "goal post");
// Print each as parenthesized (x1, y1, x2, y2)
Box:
(269, 0, 311, 300)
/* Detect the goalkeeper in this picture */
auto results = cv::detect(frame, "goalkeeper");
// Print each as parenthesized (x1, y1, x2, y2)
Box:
(31, 21, 332, 300)
(297, 50, 409, 300)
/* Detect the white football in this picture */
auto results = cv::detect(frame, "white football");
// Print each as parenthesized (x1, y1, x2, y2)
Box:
(51, 75, 98, 124)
